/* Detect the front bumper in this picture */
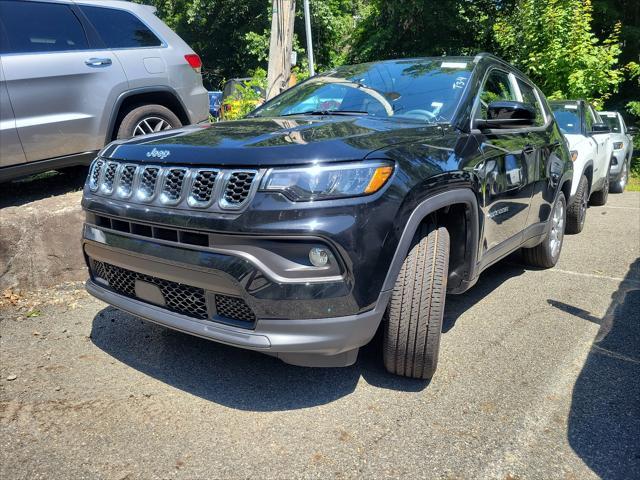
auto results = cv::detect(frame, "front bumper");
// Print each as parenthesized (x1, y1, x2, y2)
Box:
(86, 280, 388, 366)
(609, 149, 628, 178)
(82, 224, 389, 366)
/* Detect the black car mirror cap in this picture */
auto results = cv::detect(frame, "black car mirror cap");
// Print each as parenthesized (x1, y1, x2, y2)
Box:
(627, 126, 639, 135)
(590, 123, 611, 134)
(475, 101, 537, 130)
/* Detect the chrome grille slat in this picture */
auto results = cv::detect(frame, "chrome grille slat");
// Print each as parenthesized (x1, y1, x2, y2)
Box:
(116, 165, 137, 198)
(100, 161, 119, 195)
(89, 159, 105, 191)
(160, 168, 187, 205)
(138, 166, 160, 201)
(89, 160, 261, 212)
(221, 170, 258, 209)
(188, 169, 219, 207)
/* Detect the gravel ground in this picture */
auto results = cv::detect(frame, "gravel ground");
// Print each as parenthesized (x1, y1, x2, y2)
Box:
(1, 191, 639, 480)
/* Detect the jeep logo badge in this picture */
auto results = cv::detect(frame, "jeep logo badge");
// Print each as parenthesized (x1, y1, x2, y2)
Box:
(146, 148, 170, 159)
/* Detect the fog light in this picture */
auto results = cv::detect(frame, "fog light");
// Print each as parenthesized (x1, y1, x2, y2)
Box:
(309, 247, 329, 267)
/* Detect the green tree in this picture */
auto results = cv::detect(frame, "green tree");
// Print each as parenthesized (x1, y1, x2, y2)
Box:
(348, 0, 507, 63)
(494, 0, 625, 107)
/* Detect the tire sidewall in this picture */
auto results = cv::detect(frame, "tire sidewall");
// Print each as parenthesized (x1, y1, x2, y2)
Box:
(117, 105, 181, 140)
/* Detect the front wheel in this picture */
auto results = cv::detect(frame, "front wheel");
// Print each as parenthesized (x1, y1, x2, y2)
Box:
(383, 224, 449, 380)
(609, 160, 628, 194)
(566, 174, 588, 234)
(523, 192, 566, 268)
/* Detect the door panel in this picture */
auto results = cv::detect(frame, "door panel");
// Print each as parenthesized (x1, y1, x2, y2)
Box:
(0, 0, 128, 162)
(472, 69, 534, 254)
(477, 134, 535, 252)
(0, 57, 26, 167)
(4, 51, 128, 161)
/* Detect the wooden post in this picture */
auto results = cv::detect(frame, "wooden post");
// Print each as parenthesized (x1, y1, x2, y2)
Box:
(266, 0, 296, 100)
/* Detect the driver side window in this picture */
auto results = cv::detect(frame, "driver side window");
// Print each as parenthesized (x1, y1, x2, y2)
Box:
(475, 70, 517, 120)
(584, 105, 595, 132)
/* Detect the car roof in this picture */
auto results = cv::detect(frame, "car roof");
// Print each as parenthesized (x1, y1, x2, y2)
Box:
(71, 0, 156, 13)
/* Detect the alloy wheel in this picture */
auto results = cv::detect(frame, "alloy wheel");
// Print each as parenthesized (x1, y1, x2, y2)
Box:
(549, 198, 565, 259)
(132, 116, 173, 137)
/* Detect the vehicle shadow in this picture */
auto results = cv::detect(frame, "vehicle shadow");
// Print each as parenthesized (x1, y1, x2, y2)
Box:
(90, 306, 429, 411)
(90, 254, 527, 412)
(559, 258, 640, 480)
(0, 167, 87, 209)
(443, 252, 526, 333)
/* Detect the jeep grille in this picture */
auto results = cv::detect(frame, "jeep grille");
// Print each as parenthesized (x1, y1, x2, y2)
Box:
(88, 160, 260, 211)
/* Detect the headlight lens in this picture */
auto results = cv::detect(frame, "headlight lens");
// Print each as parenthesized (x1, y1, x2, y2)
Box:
(613, 141, 624, 150)
(261, 161, 394, 201)
(570, 150, 578, 162)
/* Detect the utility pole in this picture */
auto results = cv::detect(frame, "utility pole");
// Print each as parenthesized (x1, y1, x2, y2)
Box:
(303, 0, 314, 77)
(266, 0, 296, 100)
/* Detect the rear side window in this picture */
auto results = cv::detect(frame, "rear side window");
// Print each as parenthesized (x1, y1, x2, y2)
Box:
(0, 0, 88, 54)
(516, 79, 545, 127)
(80, 6, 162, 49)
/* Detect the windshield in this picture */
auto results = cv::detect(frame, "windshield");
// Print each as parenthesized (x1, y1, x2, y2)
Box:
(251, 59, 473, 123)
(551, 103, 582, 135)
(600, 113, 621, 133)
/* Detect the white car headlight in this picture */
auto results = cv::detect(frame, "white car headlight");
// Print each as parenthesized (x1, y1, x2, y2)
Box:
(261, 161, 394, 201)
(613, 141, 624, 150)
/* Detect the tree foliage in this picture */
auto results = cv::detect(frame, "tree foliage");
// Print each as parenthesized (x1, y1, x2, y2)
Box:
(139, 0, 635, 118)
(493, 0, 625, 107)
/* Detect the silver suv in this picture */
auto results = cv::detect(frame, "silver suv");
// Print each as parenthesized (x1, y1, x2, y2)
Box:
(0, 0, 209, 182)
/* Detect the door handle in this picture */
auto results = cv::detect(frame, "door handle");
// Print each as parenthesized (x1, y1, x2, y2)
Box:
(85, 57, 112, 67)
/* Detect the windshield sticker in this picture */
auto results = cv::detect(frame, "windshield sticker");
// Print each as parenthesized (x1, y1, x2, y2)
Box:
(441, 61, 468, 69)
(453, 76, 467, 89)
(564, 104, 578, 110)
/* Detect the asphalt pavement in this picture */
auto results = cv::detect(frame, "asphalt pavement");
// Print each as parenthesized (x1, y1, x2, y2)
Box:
(1, 191, 639, 480)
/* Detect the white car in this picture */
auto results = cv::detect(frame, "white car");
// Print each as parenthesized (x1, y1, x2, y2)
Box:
(550, 100, 613, 234)
(598, 111, 637, 193)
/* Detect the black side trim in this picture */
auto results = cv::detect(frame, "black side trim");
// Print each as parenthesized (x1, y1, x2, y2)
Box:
(0, 151, 96, 183)
(382, 189, 480, 294)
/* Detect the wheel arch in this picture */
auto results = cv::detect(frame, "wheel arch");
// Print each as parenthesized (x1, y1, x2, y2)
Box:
(582, 161, 594, 193)
(106, 87, 191, 143)
(381, 189, 480, 297)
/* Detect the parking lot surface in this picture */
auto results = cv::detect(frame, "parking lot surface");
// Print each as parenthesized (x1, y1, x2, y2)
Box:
(1, 192, 639, 480)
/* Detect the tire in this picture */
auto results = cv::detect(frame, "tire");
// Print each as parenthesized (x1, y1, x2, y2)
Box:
(589, 163, 610, 206)
(609, 159, 628, 194)
(566, 174, 588, 234)
(522, 192, 566, 268)
(116, 104, 182, 140)
(383, 223, 449, 380)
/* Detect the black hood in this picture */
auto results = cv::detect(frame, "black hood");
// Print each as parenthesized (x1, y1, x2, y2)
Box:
(101, 116, 445, 167)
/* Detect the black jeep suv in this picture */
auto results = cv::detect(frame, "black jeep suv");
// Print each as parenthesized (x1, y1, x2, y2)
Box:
(82, 54, 572, 379)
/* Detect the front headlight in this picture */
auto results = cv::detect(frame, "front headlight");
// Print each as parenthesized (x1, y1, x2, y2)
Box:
(613, 141, 624, 150)
(261, 161, 394, 201)
(570, 150, 578, 162)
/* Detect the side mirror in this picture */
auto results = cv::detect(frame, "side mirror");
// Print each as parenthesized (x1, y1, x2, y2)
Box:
(476, 101, 536, 130)
(590, 123, 610, 134)
(627, 126, 639, 136)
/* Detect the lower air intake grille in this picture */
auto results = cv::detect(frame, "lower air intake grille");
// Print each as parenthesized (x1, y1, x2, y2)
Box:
(91, 260, 257, 325)
(215, 294, 256, 322)
(92, 260, 208, 320)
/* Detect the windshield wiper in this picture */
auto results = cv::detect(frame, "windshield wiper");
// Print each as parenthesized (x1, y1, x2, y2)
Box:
(281, 110, 369, 117)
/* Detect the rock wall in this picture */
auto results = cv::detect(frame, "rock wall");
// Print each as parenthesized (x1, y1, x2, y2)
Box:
(0, 191, 87, 290)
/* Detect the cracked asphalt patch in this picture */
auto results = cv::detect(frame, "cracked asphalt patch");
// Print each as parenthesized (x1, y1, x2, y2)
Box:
(1, 192, 639, 479)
